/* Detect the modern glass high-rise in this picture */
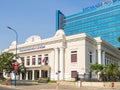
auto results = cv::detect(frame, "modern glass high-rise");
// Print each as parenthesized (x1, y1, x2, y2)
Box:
(56, 0, 120, 48)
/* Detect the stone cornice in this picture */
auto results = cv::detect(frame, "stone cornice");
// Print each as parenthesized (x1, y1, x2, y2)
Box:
(95, 37, 120, 59)
(8, 35, 66, 51)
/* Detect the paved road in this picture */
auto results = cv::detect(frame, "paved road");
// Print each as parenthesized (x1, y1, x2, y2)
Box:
(0, 86, 19, 90)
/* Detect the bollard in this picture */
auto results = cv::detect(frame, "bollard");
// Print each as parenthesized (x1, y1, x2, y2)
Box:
(80, 79, 82, 87)
(56, 81, 59, 89)
(80, 81, 82, 87)
(77, 81, 80, 87)
(111, 82, 114, 88)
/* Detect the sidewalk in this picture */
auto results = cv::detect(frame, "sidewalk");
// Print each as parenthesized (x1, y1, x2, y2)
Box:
(0, 81, 120, 90)
(1, 83, 120, 90)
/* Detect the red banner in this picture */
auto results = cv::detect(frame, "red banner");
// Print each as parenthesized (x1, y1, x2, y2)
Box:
(14, 62, 18, 71)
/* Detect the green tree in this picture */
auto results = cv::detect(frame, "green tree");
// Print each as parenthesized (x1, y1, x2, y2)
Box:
(91, 63, 120, 81)
(118, 36, 120, 42)
(0, 52, 26, 78)
(90, 62, 103, 80)
(103, 63, 119, 81)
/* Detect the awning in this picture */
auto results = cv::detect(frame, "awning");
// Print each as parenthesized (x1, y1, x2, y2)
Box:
(40, 65, 51, 70)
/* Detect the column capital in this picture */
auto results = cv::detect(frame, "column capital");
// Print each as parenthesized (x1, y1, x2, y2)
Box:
(54, 47, 59, 50)
(54, 47, 65, 50)
(59, 46, 65, 49)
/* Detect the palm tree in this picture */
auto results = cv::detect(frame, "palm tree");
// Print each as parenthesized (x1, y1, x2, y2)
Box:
(103, 63, 119, 81)
(90, 62, 103, 80)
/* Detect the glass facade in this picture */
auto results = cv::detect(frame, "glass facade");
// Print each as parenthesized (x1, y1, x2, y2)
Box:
(56, 0, 120, 47)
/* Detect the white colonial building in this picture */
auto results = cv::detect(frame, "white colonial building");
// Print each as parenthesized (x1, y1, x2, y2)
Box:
(3, 29, 120, 81)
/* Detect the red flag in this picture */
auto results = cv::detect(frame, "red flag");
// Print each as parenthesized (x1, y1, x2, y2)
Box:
(42, 58, 46, 63)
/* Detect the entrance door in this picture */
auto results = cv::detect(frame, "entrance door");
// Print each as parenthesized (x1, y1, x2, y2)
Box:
(41, 70, 48, 78)
(22, 72, 26, 80)
(35, 70, 39, 80)
(28, 70, 32, 80)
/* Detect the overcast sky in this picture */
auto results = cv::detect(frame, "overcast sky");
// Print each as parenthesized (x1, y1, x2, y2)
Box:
(0, 0, 105, 51)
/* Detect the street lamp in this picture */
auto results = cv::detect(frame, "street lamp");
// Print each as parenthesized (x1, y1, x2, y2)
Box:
(7, 26, 18, 86)
(7, 26, 18, 56)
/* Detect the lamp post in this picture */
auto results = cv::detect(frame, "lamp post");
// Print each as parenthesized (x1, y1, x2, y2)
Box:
(7, 26, 18, 86)
(7, 26, 18, 56)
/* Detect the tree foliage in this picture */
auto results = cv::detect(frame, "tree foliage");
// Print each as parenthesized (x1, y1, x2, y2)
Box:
(90, 62, 103, 74)
(90, 63, 120, 81)
(0, 52, 26, 75)
(90, 62, 104, 80)
(103, 63, 119, 81)
(118, 36, 120, 42)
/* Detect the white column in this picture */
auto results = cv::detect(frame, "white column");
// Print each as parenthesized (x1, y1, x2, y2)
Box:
(36, 55, 38, 66)
(59, 47, 64, 80)
(54, 48, 59, 80)
(32, 70, 35, 80)
(30, 56, 32, 66)
(20, 73, 22, 80)
(48, 70, 50, 79)
(102, 51, 105, 66)
(98, 49, 102, 64)
(26, 71, 28, 80)
(39, 70, 41, 78)
(24, 56, 27, 66)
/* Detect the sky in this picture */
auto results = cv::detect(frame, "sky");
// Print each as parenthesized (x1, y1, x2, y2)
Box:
(0, 0, 105, 51)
